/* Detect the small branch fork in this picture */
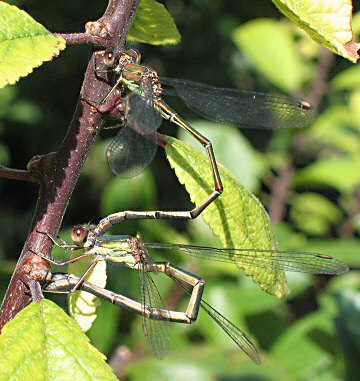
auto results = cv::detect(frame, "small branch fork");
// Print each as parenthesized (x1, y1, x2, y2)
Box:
(0, 0, 141, 331)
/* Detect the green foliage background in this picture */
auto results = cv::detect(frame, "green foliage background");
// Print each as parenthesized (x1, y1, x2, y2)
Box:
(1, 1, 360, 380)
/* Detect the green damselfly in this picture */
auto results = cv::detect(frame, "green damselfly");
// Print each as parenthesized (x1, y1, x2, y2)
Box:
(94, 48, 315, 220)
(41, 224, 347, 360)
(42, 225, 260, 362)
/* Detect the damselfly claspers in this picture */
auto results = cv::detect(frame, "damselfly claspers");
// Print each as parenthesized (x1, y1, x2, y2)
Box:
(94, 48, 315, 221)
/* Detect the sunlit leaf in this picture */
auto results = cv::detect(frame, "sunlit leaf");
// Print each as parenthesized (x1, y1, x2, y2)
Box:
(232, 19, 305, 92)
(165, 136, 289, 298)
(272, 0, 359, 62)
(0, 2, 66, 88)
(69, 257, 107, 333)
(0, 300, 117, 380)
(177, 121, 265, 192)
(128, 0, 181, 45)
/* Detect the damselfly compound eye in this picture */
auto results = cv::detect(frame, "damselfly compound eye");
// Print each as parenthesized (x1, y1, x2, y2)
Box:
(104, 49, 116, 67)
(126, 48, 141, 64)
(71, 225, 88, 243)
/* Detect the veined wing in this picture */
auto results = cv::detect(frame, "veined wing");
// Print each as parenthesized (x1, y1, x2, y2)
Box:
(106, 92, 161, 177)
(161, 77, 315, 129)
(143, 243, 349, 275)
(168, 271, 260, 364)
(139, 263, 171, 360)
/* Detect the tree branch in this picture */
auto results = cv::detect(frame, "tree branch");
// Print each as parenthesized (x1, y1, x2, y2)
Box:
(0, 165, 34, 182)
(0, 0, 141, 332)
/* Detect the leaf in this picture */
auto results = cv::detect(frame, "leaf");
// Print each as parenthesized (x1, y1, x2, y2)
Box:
(290, 193, 343, 236)
(101, 171, 156, 215)
(272, 311, 337, 379)
(0, 2, 66, 88)
(305, 104, 360, 157)
(69, 258, 107, 333)
(232, 19, 305, 92)
(294, 157, 360, 193)
(128, 0, 181, 45)
(331, 64, 360, 90)
(177, 121, 265, 192)
(165, 136, 289, 298)
(0, 300, 117, 381)
(272, 0, 360, 62)
(335, 290, 360, 376)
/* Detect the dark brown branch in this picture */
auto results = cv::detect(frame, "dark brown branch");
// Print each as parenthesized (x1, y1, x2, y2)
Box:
(0, 165, 34, 182)
(0, 0, 141, 331)
(308, 48, 335, 109)
(54, 32, 105, 46)
(268, 165, 295, 223)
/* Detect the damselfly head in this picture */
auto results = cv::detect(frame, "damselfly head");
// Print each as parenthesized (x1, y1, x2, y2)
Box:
(126, 48, 141, 64)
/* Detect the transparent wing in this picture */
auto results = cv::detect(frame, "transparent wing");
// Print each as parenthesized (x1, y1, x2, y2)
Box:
(139, 265, 171, 360)
(143, 243, 349, 275)
(106, 92, 161, 177)
(161, 77, 315, 129)
(168, 273, 260, 364)
(106, 127, 157, 178)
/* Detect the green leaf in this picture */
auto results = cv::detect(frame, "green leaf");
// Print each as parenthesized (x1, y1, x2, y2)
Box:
(294, 157, 360, 193)
(335, 290, 360, 370)
(0, 2, 66, 88)
(177, 121, 265, 192)
(128, 0, 181, 45)
(101, 171, 156, 215)
(165, 136, 289, 298)
(290, 193, 343, 236)
(0, 300, 117, 381)
(232, 19, 305, 92)
(305, 105, 360, 157)
(272, 311, 337, 379)
(69, 258, 107, 333)
(331, 64, 360, 90)
(272, 0, 360, 62)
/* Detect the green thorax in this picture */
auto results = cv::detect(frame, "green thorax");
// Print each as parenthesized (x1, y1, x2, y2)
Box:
(91, 235, 137, 265)
(119, 62, 163, 99)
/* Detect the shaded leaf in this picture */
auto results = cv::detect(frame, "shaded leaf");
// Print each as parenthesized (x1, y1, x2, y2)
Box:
(165, 136, 289, 298)
(128, 0, 181, 45)
(232, 19, 305, 92)
(290, 193, 343, 236)
(0, 300, 117, 380)
(294, 157, 360, 193)
(272, 311, 337, 379)
(0, 2, 66, 88)
(272, 0, 359, 62)
(335, 290, 360, 377)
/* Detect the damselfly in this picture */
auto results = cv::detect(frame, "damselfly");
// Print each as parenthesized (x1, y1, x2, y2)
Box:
(94, 48, 315, 220)
(40, 224, 347, 360)
(41, 227, 260, 362)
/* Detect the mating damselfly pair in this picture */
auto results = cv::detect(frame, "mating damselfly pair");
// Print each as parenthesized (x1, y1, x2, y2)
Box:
(41, 49, 323, 362)
(42, 224, 348, 363)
